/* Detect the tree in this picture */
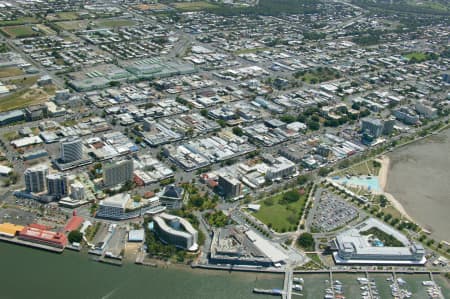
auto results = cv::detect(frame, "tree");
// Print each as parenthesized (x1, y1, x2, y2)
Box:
(307, 120, 320, 131)
(280, 114, 296, 123)
(297, 233, 314, 250)
(68, 230, 83, 243)
(297, 175, 309, 185)
(318, 167, 331, 177)
(232, 126, 243, 136)
(217, 119, 226, 128)
(282, 190, 300, 204)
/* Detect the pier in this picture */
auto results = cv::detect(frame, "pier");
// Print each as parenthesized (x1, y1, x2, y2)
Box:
(0, 235, 64, 253)
(429, 272, 445, 299)
(282, 269, 293, 299)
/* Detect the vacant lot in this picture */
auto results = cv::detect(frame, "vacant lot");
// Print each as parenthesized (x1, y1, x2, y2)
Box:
(0, 77, 55, 112)
(253, 189, 308, 233)
(173, 1, 218, 11)
(0, 25, 40, 38)
(0, 67, 23, 78)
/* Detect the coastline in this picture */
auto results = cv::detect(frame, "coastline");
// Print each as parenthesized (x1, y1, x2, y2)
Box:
(376, 155, 413, 222)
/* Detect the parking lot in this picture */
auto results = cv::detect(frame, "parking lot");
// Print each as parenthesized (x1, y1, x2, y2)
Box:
(310, 191, 358, 232)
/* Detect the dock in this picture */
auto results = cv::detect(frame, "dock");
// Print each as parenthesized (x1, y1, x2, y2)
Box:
(283, 269, 293, 299)
(0, 235, 64, 253)
(429, 272, 445, 299)
(253, 268, 301, 298)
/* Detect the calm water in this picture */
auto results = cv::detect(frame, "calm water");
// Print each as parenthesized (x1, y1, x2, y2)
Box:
(0, 242, 282, 299)
(387, 128, 450, 242)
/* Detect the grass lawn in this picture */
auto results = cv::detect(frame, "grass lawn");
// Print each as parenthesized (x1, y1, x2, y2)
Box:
(135, 3, 170, 11)
(4, 75, 38, 87)
(306, 253, 324, 266)
(0, 17, 39, 26)
(46, 11, 80, 21)
(253, 189, 308, 233)
(405, 52, 428, 62)
(94, 18, 136, 28)
(0, 25, 40, 38)
(55, 18, 135, 31)
(35, 24, 56, 35)
(0, 67, 23, 78)
(173, 1, 218, 11)
(406, 0, 449, 11)
(301, 73, 319, 84)
(54, 20, 89, 31)
(296, 67, 341, 84)
(335, 160, 380, 177)
(3, 131, 19, 141)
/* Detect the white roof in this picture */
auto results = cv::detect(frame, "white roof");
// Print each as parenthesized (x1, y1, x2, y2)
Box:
(100, 193, 130, 209)
(128, 229, 145, 241)
(245, 230, 288, 263)
(0, 165, 12, 175)
(11, 136, 43, 148)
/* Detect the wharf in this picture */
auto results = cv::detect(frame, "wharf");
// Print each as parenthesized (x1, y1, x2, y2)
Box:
(0, 235, 64, 253)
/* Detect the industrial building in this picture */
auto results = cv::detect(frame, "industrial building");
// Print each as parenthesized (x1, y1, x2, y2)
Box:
(152, 213, 198, 251)
(331, 218, 426, 265)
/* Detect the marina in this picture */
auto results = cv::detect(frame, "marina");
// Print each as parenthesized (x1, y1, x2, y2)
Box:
(252, 271, 450, 299)
(0, 241, 449, 299)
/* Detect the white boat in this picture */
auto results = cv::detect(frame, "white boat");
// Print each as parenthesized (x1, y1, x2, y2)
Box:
(292, 284, 303, 291)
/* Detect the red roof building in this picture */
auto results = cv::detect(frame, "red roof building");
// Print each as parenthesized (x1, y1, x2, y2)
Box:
(28, 223, 50, 230)
(19, 226, 68, 249)
(64, 216, 84, 232)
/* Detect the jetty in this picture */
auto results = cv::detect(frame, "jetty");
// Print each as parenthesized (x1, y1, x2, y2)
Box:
(0, 235, 64, 253)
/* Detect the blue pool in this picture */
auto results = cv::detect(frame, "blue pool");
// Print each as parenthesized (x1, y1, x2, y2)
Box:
(332, 176, 381, 192)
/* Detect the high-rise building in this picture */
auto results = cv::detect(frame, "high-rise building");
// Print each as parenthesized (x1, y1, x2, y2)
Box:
(70, 181, 85, 201)
(60, 138, 83, 163)
(218, 174, 241, 199)
(361, 118, 384, 138)
(24, 164, 49, 193)
(103, 159, 133, 187)
(46, 173, 69, 199)
(382, 117, 396, 135)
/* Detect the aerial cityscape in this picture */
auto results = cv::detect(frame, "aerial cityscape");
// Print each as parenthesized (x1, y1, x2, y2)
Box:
(0, 0, 448, 298)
